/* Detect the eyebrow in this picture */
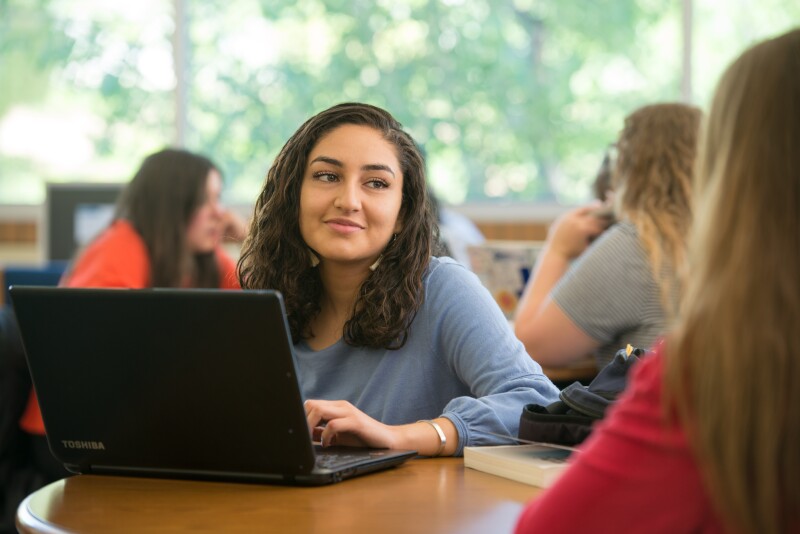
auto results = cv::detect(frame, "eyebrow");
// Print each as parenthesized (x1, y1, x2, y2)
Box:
(310, 156, 396, 178)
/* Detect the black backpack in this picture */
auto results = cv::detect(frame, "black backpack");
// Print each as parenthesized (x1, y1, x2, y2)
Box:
(519, 346, 646, 446)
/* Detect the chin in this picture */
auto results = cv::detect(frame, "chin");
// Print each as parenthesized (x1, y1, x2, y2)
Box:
(192, 242, 217, 255)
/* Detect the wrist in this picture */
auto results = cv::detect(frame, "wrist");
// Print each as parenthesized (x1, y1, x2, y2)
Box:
(416, 420, 447, 457)
(543, 242, 575, 263)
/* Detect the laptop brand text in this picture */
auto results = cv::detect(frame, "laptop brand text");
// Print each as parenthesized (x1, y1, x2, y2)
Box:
(62, 440, 106, 450)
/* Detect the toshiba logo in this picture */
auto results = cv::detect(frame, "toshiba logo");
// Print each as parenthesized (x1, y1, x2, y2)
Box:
(61, 440, 106, 450)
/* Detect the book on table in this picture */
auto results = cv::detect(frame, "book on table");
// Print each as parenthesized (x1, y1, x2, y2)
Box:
(463, 443, 576, 488)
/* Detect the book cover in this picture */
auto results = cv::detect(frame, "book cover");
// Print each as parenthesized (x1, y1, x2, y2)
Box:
(463, 443, 574, 488)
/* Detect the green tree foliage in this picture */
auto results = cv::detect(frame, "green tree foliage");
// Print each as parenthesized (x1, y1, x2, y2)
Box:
(3, 1, 799, 205)
(187, 0, 678, 204)
(0, 0, 70, 114)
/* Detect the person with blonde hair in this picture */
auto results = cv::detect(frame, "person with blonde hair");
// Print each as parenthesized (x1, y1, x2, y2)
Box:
(515, 28, 800, 533)
(515, 102, 701, 368)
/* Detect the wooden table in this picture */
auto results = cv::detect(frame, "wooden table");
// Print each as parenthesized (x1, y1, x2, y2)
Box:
(17, 458, 541, 533)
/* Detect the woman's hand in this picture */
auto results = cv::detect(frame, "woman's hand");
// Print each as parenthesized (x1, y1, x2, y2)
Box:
(547, 202, 612, 260)
(304, 399, 398, 449)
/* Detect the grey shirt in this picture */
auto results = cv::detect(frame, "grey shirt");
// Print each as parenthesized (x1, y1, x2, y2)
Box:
(552, 221, 671, 367)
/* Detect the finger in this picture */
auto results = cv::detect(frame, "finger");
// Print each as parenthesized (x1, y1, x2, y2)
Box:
(319, 426, 338, 447)
(305, 400, 357, 432)
(583, 213, 611, 234)
(319, 418, 366, 448)
(313, 404, 371, 447)
(305, 400, 329, 430)
(575, 201, 603, 216)
(319, 418, 348, 447)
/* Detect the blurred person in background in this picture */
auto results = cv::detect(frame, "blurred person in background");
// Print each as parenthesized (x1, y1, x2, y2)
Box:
(515, 102, 701, 369)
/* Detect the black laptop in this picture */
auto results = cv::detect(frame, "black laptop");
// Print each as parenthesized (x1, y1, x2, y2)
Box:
(9, 286, 416, 485)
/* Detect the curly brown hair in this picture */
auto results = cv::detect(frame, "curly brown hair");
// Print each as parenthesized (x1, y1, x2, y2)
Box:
(612, 102, 702, 317)
(237, 103, 435, 349)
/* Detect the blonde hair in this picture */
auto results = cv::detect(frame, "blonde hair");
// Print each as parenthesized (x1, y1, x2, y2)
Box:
(665, 29, 800, 534)
(613, 103, 701, 318)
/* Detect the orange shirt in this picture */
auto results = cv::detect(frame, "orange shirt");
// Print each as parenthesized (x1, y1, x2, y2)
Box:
(62, 220, 240, 289)
(19, 220, 240, 434)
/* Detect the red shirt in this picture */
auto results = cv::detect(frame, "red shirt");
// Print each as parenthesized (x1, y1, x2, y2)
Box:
(19, 220, 240, 434)
(514, 346, 728, 533)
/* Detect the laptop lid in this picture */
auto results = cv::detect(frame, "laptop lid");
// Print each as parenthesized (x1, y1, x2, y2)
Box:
(9, 286, 415, 485)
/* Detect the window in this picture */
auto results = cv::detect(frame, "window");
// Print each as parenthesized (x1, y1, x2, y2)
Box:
(0, 0, 173, 203)
(1, 0, 798, 207)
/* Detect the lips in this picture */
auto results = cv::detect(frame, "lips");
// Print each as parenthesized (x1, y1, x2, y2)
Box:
(325, 218, 364, 234)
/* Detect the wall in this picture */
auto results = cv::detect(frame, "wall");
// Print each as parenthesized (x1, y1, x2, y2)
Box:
(0, 198, 559, 268)
(0, 221, 40, 264)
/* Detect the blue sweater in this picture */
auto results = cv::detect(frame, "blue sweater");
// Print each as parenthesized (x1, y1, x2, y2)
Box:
(294, 257, 560, 456)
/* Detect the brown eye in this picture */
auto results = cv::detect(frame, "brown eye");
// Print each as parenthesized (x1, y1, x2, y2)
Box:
(314, 172, 338, 182)
(366, 179, 389, 189)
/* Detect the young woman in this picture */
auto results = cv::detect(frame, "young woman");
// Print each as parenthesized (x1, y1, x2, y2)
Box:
(19, 148, 242, 478)
(62, 148, 243, 289)
(238, 103, 559, 457)
(515, 103, 701, 368)
(515, 28, 800, 534)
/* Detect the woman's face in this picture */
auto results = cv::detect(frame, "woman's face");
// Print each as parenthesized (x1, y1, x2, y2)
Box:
(186, 169, 224, 254)
(299, 124, 404, 269)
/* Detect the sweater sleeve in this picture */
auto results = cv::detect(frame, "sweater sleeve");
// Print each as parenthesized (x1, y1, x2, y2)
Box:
(514, 350, 724, 533)
(424, 259, 561, 456)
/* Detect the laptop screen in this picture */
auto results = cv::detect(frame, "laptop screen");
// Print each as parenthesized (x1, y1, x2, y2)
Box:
(10, 286, 415, 484)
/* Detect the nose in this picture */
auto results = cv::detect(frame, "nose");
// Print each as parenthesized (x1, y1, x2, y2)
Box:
(203, 195, 223, 216)
(333, 180, 361, 211)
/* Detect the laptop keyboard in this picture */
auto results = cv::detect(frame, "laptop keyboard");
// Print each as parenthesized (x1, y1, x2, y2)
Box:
(314, 451, 367, 470)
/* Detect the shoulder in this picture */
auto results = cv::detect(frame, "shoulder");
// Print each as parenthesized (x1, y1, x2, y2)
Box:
(96, 219, 141, 242)
(423, 256, 481, 293)
(91, 220, 148, 256)
(419, 256, 508, 326)
(588, 221, 643, 257)
(559, 220, 649, 284)
(64, 220, 150, 288)
(93, 220, 149, 262)
(83, 220, 148, 259)
(215, 247, 240, 289)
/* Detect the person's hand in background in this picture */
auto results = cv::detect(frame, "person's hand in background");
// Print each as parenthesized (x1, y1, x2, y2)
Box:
(546, 202, 613, 261)
(220, 208, 249, 243)
(514, 201, 612, 367)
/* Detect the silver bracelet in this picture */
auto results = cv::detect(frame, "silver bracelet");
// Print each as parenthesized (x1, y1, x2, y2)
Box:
(417, 419, 446, 457)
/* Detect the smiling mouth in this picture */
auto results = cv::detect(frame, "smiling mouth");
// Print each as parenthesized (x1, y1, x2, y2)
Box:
(326, 219, 364, 233)
(325, 220, 363, 235)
